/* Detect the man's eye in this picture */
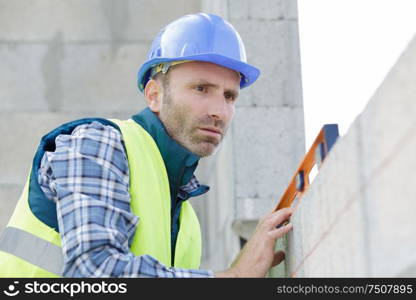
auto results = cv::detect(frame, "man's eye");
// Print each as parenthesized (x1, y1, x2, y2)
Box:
(224, 93, 236, 101)
(195, 85, 206, 92)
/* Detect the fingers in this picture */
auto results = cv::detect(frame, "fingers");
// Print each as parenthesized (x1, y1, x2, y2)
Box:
(265, 207, 294, 230)
(268, 222, 293, 240)
(272, 250, 285, 267)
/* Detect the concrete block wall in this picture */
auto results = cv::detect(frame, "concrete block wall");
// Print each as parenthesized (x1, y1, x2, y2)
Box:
(286, 34, 416, 277)
(228, 0, 305, 223)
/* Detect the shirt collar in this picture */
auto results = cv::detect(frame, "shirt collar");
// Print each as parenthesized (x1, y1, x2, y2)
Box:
(131, 107, 200, 190)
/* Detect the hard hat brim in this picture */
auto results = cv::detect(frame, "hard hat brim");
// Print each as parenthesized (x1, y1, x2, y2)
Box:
(138, 54, 260, 92)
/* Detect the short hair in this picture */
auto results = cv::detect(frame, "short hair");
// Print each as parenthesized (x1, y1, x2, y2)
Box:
(153, 71, 170, 93)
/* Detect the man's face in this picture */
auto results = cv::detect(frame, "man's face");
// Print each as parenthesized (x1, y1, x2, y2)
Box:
(147, 61, 241, 157)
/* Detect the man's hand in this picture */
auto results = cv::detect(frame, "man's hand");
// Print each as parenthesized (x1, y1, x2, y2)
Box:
(215, 207, 294, 277)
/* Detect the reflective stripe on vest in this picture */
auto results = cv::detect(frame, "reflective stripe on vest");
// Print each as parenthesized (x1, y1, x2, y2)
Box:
(0, 227, 62, 275)
(0, 118, 202, 277)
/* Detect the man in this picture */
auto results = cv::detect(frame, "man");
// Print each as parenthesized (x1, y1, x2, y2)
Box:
(0, 13, 293, 277)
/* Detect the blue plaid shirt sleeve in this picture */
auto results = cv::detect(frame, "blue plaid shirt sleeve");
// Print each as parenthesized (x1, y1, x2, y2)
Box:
(37, 121, 214, 278)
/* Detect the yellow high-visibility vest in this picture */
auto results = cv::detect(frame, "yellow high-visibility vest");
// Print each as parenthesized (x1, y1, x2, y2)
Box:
(0, 119, 202, 277)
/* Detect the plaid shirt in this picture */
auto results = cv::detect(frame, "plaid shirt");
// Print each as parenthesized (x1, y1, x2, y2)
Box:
(38, 121, 213, 278)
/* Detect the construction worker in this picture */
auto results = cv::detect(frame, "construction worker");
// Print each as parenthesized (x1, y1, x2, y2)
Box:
(0, 13, 293, 278)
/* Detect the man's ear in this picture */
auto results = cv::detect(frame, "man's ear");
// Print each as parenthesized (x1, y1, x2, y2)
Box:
(144, 79, 162, 113)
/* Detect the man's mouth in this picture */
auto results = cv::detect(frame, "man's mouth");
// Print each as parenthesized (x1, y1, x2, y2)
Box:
(198, 127, 223, 138)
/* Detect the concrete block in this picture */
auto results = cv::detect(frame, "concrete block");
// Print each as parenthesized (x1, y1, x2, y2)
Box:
(249, 0, 286, 20)
(121, 0, 201, 42)
(231, 219, 258, 241)
(0, 184, 22, 230)
(236, 198, 280, 221)
(285, 117, 365, 276)
(284, 210, 306, 277)
(364, 130, 416, 276)
(0, 0, 200, 42)
(0, 111, 132, 185)
(296, 200, 368, 277)
(250, 0, 296, 21)
(233, 106, 305, 204)
(228, 0, 250, 19)
(0, 42, 148, 113)
(305, 119, 363, 236)
(229, 0, 298, 20)
(286, 35, 416, 277)
(396, 265, 416, 277)
(0, 0, 110, 42)
(231, 19, 303, 108)
(360, 36, 416, 184)
(357, 37, 416, 276)
(60, 43, 148, 113)
(200, 0, 228, 18)
(0, 44, 49, 111)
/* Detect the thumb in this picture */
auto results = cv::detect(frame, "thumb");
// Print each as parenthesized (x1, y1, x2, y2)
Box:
(272, 250, 285, 267)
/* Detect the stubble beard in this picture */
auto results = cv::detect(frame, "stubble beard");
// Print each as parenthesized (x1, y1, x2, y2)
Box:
(159, 93, 226, 157)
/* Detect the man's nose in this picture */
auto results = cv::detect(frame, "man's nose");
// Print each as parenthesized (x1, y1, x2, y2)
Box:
(208, 95, 229, 121)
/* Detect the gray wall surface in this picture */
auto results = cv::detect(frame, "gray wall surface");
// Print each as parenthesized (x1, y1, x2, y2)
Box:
(0, 0, 305, 274)
(286, 34, 416, 277)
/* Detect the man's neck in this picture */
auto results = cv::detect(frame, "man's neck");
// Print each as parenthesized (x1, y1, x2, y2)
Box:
(131, 107, 200, 193)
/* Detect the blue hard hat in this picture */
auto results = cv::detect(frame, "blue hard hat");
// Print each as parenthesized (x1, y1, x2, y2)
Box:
(137, 13, 260, 92)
